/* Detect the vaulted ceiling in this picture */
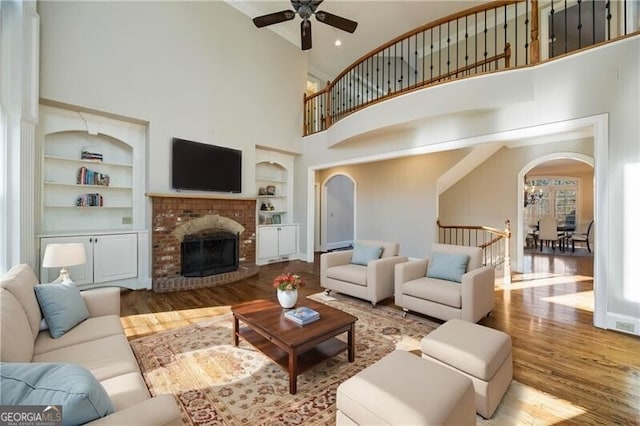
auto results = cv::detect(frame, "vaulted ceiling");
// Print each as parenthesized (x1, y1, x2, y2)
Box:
(226, 1, 486, 80)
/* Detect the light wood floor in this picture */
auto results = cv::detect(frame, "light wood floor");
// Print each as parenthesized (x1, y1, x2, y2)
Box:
(120, 253, 640, 425)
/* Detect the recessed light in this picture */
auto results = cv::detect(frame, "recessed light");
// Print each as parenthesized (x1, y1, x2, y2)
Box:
(335, 39, 342, 47)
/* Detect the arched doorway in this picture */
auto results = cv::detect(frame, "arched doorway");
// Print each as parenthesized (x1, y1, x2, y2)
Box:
(321, 173, 356, 251)
(516, 153, 595, 272)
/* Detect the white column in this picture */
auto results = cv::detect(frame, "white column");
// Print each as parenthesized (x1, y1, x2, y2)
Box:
(0, 1, 39, 272)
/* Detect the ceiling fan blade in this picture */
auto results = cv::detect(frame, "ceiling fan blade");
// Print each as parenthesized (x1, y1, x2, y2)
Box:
(315, 11, 358, 33)
(252, 10, 296, 28)
(301, 20, 312, 51)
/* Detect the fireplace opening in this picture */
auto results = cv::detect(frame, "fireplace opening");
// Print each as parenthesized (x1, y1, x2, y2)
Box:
(181, 231, 239, 277)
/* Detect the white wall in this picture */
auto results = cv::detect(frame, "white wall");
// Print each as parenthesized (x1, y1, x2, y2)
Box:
(38, 1, 307, 197)
(313, 150, 468, 257)
(299, 36, 640, 331)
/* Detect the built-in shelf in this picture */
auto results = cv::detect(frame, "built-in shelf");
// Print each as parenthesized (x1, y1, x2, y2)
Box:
(44, 181, 132, 190)
(44, 155, 133, 168)
(37, 103, 149, 290)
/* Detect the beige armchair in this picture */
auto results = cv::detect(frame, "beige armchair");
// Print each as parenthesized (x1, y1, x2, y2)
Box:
(321, 240, 408, 305)
(394, 243, 495, 323)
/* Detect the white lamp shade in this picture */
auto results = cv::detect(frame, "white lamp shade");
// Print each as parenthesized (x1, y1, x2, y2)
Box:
(42, 243, 87, 268)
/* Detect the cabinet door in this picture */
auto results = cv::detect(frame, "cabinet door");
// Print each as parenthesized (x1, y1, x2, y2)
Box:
(39, 236, 93, 285)
(258, 227, 279, 259)
(93, 233, 138, 283)
(277, 225, 298, 256)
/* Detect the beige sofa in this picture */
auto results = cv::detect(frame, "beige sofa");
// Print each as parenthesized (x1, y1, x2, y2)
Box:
(0, 264, 181, 425)
(321, 240, 408, 305)
(395, 243, 495, 323)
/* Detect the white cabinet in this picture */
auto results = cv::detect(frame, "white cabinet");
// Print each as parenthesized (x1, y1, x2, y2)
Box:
(257, 225, 299, 265)
(39, 233, 138, 287)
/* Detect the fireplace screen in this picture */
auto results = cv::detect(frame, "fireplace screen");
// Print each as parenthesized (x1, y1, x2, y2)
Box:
(181, 231, 239, 277)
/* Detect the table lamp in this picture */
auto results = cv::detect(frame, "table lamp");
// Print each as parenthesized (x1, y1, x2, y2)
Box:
(42, 243, 87, 284)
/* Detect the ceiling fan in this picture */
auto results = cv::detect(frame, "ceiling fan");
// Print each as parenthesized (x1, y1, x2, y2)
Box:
(252, 0, 358, 51)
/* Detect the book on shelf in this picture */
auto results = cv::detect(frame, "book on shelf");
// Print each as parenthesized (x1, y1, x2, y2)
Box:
(76, 166, 110, 186)
(81, 147, 103, 162)
(284, 306, 320, 325)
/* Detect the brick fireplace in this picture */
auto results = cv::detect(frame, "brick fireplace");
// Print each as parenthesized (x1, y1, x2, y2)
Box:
(148, 193, 258, 292)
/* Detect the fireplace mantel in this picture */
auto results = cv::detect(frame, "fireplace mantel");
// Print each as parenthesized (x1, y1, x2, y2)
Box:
(146, 192, 256, 201)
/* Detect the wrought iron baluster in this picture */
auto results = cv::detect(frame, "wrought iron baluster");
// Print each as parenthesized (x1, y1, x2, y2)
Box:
(465, 16, 469, 73)
(430, 28, 434, 81)
(494, 7, 498, 70)
(551, 1, 555, 57)
(447, 21, 451, 77)
(414, 33, 418, 87)
(577, 0, 582, 49)
(484, 10, 488, 72)
(592, 0, 596, 44)
(564, 0, 568, 54)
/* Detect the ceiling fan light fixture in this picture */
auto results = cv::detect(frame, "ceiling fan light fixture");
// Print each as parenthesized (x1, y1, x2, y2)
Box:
(335, 39, 342, 46)
(252, 0, 357, 50)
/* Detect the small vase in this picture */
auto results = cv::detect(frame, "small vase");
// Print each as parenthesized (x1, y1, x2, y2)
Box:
(277, 289, 298, 309)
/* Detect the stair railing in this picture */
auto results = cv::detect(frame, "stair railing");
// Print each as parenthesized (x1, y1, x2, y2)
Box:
(437, 219, 511, 284)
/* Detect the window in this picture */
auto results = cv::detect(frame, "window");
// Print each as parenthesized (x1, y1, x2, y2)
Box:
(524, 177, 579, 230)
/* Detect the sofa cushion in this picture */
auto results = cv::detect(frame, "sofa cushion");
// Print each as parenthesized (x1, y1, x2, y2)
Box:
(99, 372, 150, 412)
(0, 362, 114, 425)
(0, 264, 42, 340)
(427, 252, 470, 283)
(34, 315, 125, 356)
(421, 319, 512, 381)
(32, 334, 141, 382)
(35, 282, 90, 339)
(0, 289, 35, 362)
(326, 264, 368, 286)
(402, 277, 462, 308)
(351, 243, 383, 266)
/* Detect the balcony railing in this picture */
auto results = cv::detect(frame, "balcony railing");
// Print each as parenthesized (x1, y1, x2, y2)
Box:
(437, 219, 512, 283)
(303, 0, 638, 136)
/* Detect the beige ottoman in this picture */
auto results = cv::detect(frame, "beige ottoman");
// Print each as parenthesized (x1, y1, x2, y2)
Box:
(336, 350, 476, 425)
(421, 319, 512, 418)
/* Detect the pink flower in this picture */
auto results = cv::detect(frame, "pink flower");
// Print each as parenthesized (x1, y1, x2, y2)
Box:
(272, 273, 305, 291)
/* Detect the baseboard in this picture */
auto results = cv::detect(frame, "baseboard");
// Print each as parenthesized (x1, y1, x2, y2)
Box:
(606, 313, 640, 336)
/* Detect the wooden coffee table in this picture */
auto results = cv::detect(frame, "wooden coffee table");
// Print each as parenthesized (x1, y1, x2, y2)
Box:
(232, 298, 357, 394)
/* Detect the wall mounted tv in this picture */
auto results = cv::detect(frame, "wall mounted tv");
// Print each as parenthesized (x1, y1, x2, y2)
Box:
(172, 138, 242, 193)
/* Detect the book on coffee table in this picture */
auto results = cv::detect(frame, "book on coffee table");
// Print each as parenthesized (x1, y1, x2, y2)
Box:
(284, 306, 320, 325)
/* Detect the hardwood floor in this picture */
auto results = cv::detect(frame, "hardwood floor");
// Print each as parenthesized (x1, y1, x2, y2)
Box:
(120, 253, 640, 425)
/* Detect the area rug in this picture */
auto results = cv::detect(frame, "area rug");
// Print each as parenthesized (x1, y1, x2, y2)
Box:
(130, 293, 439, 425)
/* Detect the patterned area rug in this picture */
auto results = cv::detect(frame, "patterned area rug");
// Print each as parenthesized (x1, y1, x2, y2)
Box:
(130, 293, 439, 425)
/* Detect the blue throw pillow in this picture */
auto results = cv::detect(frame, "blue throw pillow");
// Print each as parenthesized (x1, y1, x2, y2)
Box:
(0, 362, 114, 425)
(34, 282, 89, 339)
(351, 244, 384, 266)
(426, 252, 471, 283)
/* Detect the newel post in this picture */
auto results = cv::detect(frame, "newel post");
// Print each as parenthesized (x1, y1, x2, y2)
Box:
(503, 219, 511, 285)
(530, 0, 540, 64)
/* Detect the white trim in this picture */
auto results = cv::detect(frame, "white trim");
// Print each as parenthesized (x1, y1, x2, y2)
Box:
(516, 152, 594, 272)
(320, 172, 357, 252)
(305, 113, 609, 329)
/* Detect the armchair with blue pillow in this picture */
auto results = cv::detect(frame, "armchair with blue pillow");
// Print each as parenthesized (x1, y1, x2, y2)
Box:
(394, 243, 495, 323)
(320, 240, 408, 305)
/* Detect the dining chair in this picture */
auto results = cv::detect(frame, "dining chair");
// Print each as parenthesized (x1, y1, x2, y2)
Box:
(538, 216, 564, 251)
(571, 220, 594, 252)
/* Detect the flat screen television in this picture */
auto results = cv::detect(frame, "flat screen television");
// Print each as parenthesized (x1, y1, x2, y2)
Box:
(172, 138, 242, 193)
